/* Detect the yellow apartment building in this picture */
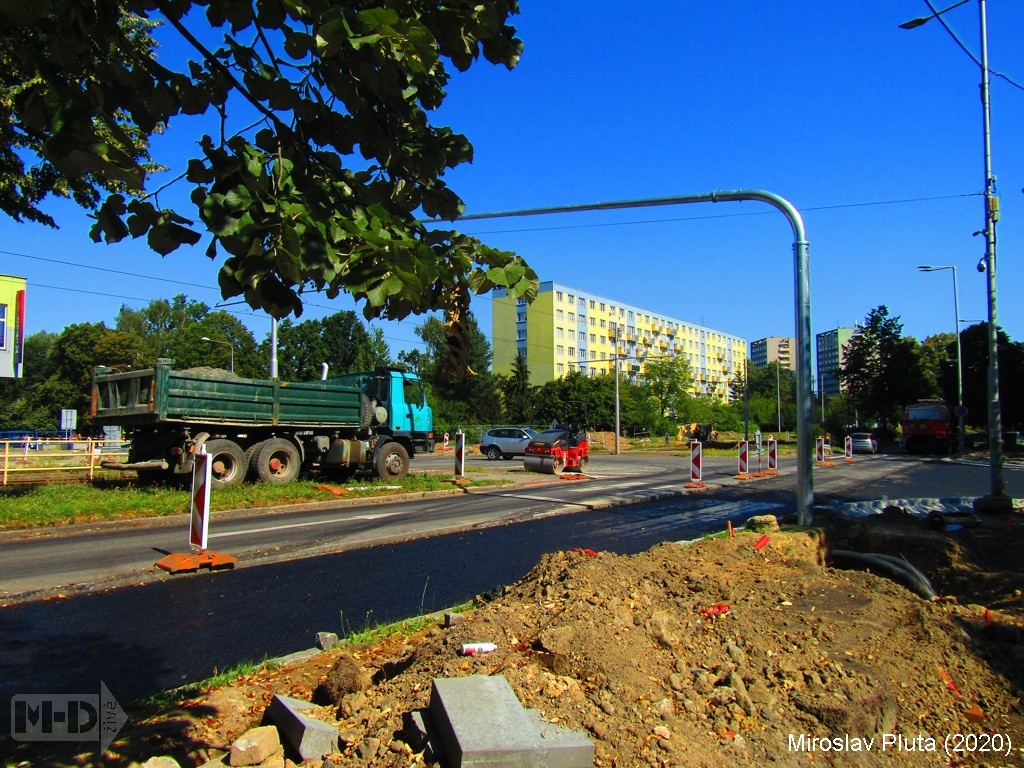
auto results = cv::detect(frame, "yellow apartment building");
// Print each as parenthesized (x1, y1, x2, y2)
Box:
(492, 281, 746, 402)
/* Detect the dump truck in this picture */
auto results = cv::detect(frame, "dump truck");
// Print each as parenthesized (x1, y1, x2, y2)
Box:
(91, 359, 434, 487)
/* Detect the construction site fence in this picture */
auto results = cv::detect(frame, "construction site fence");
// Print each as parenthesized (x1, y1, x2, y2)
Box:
(0, 438, 129, 485)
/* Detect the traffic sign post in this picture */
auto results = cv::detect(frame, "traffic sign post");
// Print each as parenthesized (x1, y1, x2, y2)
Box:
(454, 430, 465, 477)
(189, 448, 211, 550)
(735, 440, 750, 479)
(155, 445, 238, 574)
(685, 441, 706, 488)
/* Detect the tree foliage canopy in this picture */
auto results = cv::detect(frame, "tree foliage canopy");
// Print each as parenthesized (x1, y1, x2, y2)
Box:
(1, 0, 538, 372)
(839, 306, 929, 432)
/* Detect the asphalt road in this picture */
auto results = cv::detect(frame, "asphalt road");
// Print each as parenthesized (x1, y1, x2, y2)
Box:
(0, 452, 1016, 719)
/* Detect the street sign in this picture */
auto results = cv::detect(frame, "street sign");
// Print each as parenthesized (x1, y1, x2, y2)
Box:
(59, 409, 77, 431)
(954, 405, 968, 418)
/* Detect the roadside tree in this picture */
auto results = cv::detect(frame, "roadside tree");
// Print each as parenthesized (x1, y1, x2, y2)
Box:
(839, 306, 928, 435)
(2, 0, 537, 372)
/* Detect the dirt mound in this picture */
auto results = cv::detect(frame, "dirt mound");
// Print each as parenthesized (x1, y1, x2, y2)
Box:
(78, 518, 1024, 768)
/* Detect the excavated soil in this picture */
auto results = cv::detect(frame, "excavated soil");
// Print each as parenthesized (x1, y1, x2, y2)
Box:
(10, 509, 1024, 768)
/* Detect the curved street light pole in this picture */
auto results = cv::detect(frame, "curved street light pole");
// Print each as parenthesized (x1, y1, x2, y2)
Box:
(459, 188, 814, 526)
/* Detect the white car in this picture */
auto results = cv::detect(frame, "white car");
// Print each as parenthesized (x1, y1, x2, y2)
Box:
(480, 427, 539, 460)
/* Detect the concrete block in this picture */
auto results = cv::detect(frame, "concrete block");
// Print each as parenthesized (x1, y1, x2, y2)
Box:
(429, 676, 545, 768)
(266, 694, 340, 761)
(230, 725, 280, 766)
(315, 631, 339, 650)
(524, 710, 595, 768)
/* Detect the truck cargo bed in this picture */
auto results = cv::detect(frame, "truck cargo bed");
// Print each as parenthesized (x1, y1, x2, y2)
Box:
(92, 362, 367, 429)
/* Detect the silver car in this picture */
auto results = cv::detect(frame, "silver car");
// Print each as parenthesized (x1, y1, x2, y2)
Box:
(849, 432, 878, 454)
(480, 427, 539, 460)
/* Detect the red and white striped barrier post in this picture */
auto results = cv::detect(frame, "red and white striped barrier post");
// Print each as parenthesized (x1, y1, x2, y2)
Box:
(845, 435, 854, 462)
(189, 446, 212, 551)
(767, 436, 778, 474)
(685, 441, 706, 488)
(443, 432, 450, 450)
(155, 445, 237, 573)
(737, 440, 749, 477)
(454, 430, 465, 477)
(816, 436, 825, 464)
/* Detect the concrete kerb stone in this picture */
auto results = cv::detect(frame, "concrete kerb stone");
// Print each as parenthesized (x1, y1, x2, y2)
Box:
(427, 675, 593, 768)
(266, 694, 340, 761)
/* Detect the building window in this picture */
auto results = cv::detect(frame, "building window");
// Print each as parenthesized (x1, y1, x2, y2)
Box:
(516, 312, 526, 323)
(578, 296, 585, 307)
(516, 329, 526, 341)
(557, 363, 565, 374)
(556, 291, 563, 302)
(556, 327, 564, 338)
(590, 334, 596, 344)
(589, 300, 596, 309)
(599, 303, 605, 312)
(590, 351, 596, 360)
(568, 312, 575, 323)
(556, 345, 564, 355)
(590, 317, 596, 326)
(568, 330, 576, 341)
(556, 309, 564, 320)
(568, 347, 575, 357)
(599, 320, 606, 328)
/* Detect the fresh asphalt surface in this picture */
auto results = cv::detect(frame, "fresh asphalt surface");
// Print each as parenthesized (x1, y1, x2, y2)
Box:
(0, 451, 1018, 720)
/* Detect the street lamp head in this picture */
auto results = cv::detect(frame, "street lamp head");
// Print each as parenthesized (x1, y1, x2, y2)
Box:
(200, 336, 211, 342)
(899, 17, 930, 30)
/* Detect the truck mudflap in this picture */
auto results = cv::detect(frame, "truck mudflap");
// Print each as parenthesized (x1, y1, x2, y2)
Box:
(101, 459, 169, 471)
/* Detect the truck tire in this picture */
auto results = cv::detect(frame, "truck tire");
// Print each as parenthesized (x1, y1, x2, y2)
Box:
(254, 438, 301, 484)
(244, 440, 267, 478)
(204, 439, 247, 488)
(375, 441, 409, 481)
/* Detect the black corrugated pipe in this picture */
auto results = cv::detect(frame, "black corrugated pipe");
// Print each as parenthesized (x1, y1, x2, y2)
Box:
(829, 550, 938, 600)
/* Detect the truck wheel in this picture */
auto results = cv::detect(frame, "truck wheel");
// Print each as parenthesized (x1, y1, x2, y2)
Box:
(244, 440, 267, 478)
(255, 438, 301, 484)
(204, 439, 247, 488)
(375, 442, 409, 480)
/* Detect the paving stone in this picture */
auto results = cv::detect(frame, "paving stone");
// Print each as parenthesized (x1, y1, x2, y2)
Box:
(524, 710, 595, 768)
(315, 631, 339, 650)
(429, 676, 545, 768)
(266, 694, 340, 761)
(230, 725, 280, 766)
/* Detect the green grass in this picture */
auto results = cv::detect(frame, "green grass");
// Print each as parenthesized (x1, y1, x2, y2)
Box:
(138, 600, 477, 708)
(0, 473, 506, 530)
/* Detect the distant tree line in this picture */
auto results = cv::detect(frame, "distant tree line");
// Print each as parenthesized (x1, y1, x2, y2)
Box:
(1, 299, 1020, 443)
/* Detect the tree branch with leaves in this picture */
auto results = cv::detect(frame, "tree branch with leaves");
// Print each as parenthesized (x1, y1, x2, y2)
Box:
(1, 0, 538, 373)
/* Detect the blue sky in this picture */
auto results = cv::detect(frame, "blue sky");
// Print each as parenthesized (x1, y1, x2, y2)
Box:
(3, 0, 1023, 362)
